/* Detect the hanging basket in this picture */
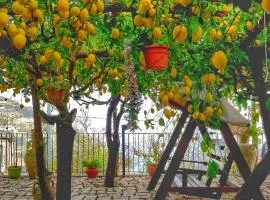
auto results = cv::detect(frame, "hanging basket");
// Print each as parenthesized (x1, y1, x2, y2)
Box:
(143, 45, 169, 71)
(47, 88, 65, 105)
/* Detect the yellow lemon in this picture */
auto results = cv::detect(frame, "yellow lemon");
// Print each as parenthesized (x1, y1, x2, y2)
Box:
(80, 8, 89, 21)
(134, 15, 143, 27)
(216, 30, 222, 40)
(173, 25, 187, 44)
(204, 107, 214, 118)
(19, 22, 26, 30)
(261, 0, 270, 15)
(45, 48, 53, 59)
(53, 51, 61, 62)
(12, 1, 24, 14)
(7, 24, 17, 37)
(187, 105, 193, 113)
(149, 8, 156, 17)
(199, 113, 206, 121)
(89, 3, 97, 15)
(182, 86, 190, 95)
(211, 51, 227, 74)
(57, 0, 69, 12)
(170, 67, 177, 78)
(39, 56, 47, 65)
(0, 12, 9, 26)
(192, 26, 202, 42)
(28, 26, 38, 40)
(13, 33, 26, 49)
(246, 21, 254, 31)
(162, 95, 169, 106)
(205, 92, 213, 103)
(86, 22, 96, 35)
(153, 27, 162, 39)
(78, 29, 86, 41)
(86, 54, 96, 66)
(70, 6, 80, 17)
(226, 25, 237, 35)
(29, 0, 38, 10)
(96, 0, 105, 12)
(192, 111, 199, 119)
(111, 28, 120, 39)
(176, 0, 191, 7)
(36, 78, 43, 86)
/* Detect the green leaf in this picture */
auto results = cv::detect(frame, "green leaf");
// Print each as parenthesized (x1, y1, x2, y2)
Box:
(265, 97, 270, 111)
(158, 118, 165, 126)
(189, 16, 199, 35)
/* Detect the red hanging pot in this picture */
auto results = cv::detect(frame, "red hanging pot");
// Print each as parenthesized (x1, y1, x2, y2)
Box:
(47, 88, 65, 105)
(86, 167, 99, 179)
(143, 45, 169, 71)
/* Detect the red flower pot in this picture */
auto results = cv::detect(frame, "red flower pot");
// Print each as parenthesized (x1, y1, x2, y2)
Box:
(47, 88, 65, 105)
(147, 163, 158, 177)
(86, 168, 99, 179)
(143, 45, 169, 71)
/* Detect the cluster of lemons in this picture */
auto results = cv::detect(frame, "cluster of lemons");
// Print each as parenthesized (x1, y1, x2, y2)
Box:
(134, 0, 156, 28)
(0, 0, 43, 50)
(54, 0, 104, 42)
(36, 48, 65, 87)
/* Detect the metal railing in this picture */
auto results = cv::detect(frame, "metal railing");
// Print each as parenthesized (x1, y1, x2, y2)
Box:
(0, 129, 266, 176)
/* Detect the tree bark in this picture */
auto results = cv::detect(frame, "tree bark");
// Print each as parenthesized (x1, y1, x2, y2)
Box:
(104, 96, 122, 187)
(55, 111, 76, 200)
(41, 108, 77, 200)
(31, 85, 53, 200)
(235, 47, 270, 199)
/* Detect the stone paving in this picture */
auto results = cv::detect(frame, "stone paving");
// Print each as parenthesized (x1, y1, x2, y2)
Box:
(0, 176, 270, 200)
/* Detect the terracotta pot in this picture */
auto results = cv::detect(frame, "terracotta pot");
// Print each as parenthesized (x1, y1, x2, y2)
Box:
(8, 166, 22, 179)
(24, 141, 37, 179)
(47, 88, 65, 105)
(143, 45, 169, 71)
(169, 95, 187, 109)
(147, 163, 158, 177)
(86, 168, 99, 179)
(239, 144, 258, 172)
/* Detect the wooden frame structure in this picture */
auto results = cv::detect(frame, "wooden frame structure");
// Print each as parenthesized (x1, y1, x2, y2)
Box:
(147, 104, 265, 200)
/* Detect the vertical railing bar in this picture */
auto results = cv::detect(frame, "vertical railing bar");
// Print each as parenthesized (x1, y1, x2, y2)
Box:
(102, 133, 105, 175)
(77, 134, 79, 173)
(21, 133, 23, 168)
(127, 132, 130, 173)
(87, 133, 90, 159)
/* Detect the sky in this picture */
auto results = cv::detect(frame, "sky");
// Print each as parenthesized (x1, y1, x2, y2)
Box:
(0, 89, 176, 134)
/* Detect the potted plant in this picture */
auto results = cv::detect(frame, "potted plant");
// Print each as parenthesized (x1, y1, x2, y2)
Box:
(8, 165, 22, 179)
(45, 80, 66, 105)
(143, 137, 164, 177)
(81, 158, 102, 179)
(133, 1, 170, 71)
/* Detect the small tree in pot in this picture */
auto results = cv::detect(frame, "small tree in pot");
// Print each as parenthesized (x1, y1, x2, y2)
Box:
(82, 158, 102, 179)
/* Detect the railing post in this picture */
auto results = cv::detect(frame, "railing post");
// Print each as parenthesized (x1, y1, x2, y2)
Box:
(122, 125, 127, 177)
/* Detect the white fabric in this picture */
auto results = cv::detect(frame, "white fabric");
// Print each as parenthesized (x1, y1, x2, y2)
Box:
(220, 98, 250, 127)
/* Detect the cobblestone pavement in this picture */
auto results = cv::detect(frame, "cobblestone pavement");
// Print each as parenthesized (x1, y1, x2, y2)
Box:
(0, 176, 270, 200)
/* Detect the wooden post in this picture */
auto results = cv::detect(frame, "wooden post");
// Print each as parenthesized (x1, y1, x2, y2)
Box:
(148, 110, 189, 190)
(154, 119, 197, 200)
(220, 122, 264, 199)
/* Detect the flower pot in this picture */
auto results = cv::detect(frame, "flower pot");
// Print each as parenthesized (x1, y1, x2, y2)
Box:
(86, 167, 98, 179)
(239, 144, 258, 172)
(47, 88, 65, 105)
(8, 166, 22, 179)
(147, 163, 158, 177)
(169, 95, 187, 109)
(143, 45, 169, 71)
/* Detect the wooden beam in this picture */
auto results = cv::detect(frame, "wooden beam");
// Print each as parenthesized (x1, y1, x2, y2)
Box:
(154, 119, 197, 200)
(147, 110, 189, 190)
(220, 122, 265, 199)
